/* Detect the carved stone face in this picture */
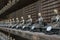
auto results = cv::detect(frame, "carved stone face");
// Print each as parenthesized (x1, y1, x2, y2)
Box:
(54, 9, 58, 14)
(38, 13, 41, 17)
(28, 15, 31, 18)
(21, 17, 24, 19)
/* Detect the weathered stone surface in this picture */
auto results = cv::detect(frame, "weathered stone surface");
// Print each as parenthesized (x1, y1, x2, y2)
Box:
(0, 27, 60, 40)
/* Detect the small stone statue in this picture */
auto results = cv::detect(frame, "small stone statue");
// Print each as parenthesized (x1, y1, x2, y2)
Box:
(45, 9, 60, 35)
(22, 15, 32, 30)
(20, 17, 25, 25)
(16, 17, 25, 29)
(51, 9, 60, 23)
(26, 15, 32, 26)
(9, 19, 12, 28)
(31, 13, 44, 32)
(12, 18, 15, 24)
(11, 18, 16, 28)
(37, 13, 43, 25)
(16, 17, 19, 24)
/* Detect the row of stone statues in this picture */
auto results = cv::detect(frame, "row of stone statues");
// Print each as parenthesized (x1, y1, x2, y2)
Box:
(8, 13, 44, 31)
(0, 9, 60, 35)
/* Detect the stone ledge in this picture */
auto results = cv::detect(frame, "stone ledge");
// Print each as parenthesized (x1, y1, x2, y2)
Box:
(0, 27, 60, 40)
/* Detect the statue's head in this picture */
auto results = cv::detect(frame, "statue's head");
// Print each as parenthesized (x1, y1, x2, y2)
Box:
(54, 9, 58, 14)
(21, 16, 24, 19)
(38, 13, 41, 17)
(28, 15, 31, 18)
(16, 17, 19, 20)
